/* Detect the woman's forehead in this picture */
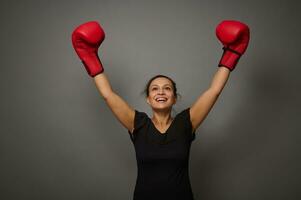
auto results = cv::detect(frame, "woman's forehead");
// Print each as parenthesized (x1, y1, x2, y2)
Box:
(150, 78, 172, 86)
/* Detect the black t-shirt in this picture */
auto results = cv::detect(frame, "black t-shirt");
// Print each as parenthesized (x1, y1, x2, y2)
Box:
(128, 107, 196, 200)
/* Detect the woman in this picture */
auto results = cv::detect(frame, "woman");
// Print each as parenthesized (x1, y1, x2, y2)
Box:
(72, 20, 250, 200)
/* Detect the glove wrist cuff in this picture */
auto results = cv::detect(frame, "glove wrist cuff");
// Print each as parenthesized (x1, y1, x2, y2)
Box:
(82, 54, 104, 77)
(218, 47, 242, 71)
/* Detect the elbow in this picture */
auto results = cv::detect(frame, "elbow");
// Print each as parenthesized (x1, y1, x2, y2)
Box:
(102, 90, 115, 101)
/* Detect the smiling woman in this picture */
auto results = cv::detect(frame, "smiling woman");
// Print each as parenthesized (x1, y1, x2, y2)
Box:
(142, 74, 180, 124)
(141, 74, 180, 99)
(71, 19, 250, 200)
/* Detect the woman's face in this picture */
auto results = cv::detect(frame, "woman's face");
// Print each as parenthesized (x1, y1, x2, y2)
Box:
(146, 77, 177, 111)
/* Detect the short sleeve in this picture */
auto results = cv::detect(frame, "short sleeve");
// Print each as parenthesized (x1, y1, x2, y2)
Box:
(127, 109, 148, 142)
(178, 107, 196, 142)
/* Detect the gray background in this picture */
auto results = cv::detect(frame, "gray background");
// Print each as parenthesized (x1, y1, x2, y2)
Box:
(0, 0, 300, 199)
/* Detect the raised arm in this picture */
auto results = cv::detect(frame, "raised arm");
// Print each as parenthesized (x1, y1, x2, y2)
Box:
(190, 20, 250, 132)
(71, 21, 135, 133)
(190, 67, 230, 132)
(94, 73, 135, 133)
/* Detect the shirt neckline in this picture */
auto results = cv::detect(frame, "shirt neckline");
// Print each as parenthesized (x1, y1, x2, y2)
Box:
(149, 115, 177, 135)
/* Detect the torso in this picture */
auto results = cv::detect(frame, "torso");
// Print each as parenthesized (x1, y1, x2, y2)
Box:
(129, 108, 195, 199)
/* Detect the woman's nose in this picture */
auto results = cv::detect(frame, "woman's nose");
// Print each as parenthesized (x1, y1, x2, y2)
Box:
(158, 89, 165, 94)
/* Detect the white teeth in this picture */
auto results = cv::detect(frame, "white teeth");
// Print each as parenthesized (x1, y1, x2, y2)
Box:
(156, 98, 167, 102)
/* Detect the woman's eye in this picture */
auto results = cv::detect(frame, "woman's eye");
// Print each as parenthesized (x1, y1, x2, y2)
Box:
(151, 87, 171, 91)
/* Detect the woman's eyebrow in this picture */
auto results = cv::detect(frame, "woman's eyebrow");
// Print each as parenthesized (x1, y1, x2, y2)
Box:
(151, 84, 171, 87)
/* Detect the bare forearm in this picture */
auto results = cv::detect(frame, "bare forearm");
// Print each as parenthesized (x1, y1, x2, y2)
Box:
(209, 67, 231, 94)
(93, 73, 114, 100)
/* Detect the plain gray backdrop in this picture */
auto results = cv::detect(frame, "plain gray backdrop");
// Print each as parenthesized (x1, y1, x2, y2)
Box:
(0, 0, 300, 199)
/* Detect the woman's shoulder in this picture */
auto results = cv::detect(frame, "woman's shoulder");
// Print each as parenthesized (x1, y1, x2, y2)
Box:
(133, 109, 149, 127)
(176, 107, 191, 118)
(134, 109, 149, 119)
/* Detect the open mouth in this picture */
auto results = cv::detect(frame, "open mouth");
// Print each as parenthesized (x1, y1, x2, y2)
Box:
(155, 98, 167, 103)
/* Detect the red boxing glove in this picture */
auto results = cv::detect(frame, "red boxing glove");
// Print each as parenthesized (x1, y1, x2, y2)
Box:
(72, 21, 105, 77)
(216, 20, 250, 71)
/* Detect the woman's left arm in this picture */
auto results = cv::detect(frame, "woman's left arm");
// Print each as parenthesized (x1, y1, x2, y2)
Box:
(189, 20, 250, 132)
(190, 67, 230, 132)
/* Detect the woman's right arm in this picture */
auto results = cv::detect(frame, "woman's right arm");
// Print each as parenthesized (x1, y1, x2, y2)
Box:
(93, 73, 135, 133)
(71, 21, 135, 133)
